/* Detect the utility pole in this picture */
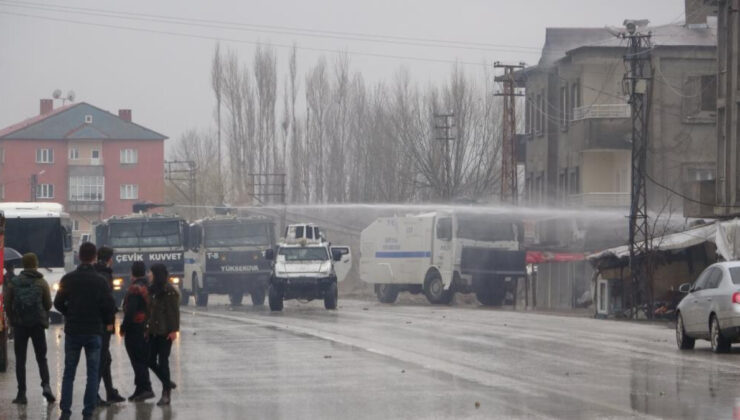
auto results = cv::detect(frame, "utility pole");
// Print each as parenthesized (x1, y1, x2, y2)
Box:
(622, 21, 652, 319)
(494, 62, 525, 205)
(433, 112, 455, 200)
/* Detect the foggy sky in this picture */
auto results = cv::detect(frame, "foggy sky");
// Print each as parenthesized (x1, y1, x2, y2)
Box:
(0, 0, 681, 147)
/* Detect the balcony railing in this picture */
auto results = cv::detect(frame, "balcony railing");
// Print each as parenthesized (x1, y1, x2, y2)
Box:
(568, 192, 630, 208)
(572, 104, 630, 121)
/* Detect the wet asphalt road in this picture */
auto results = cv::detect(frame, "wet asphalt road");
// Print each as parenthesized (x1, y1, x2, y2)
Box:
(3, 298, 740, 419)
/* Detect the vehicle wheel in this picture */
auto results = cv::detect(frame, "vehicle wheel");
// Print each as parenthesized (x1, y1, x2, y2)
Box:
(194, 274, 209, 307)
(710, 315, 731, 353)
(676, 313, 695, 350)
(0, 327, 7, 373)
(268, 284, 283, 312)
(180, 289, 190, 306)
(251, 287, 266, 306)
(424, 271, 453, 305)
(229, 292, 244, 306)
(375, 284, 399, 304)
(324, 282, 338, 310)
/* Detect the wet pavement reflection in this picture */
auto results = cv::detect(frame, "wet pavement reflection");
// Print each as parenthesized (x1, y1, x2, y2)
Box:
(4, 298, 740, 419)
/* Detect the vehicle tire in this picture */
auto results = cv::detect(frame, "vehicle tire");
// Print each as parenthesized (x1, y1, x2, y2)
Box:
(268, 284, 283, 312)
(0, 327, 7, 373)
(424, 271, 453, 305)
(251, 287, 266, 306)
(375, 284, 399, 304)
(180, 289, 190, 306)
(229, 292, 244, 306)
(324, 282, 338, 310)
(194, 274, 209, 307)
(676, 313, 695, 350)
(710, 315, 731, 353)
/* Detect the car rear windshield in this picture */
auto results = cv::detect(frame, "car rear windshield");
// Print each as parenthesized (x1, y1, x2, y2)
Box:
(730, 267, 740, 284)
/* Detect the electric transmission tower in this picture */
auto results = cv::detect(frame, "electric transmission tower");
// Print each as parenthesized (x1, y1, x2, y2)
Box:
(494, 62, 525, 205)
(622, 21, 653, 319)
(434, 112, 455, 200)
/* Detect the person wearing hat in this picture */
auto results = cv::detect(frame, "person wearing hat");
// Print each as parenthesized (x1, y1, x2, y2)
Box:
(3, 252, 55, 404)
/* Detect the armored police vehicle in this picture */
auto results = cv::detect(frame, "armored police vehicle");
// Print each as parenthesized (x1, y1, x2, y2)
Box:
(183, 215, 275, 307)
(94, 213, 188, 306)
(360, 211, 526, 306)
(265, 224, 351, 311)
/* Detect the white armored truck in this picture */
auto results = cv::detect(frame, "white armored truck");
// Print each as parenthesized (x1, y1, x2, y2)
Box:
(265, 224, 351, 311)
(183, 215, 275, 307)
(360, 211, 526, 305)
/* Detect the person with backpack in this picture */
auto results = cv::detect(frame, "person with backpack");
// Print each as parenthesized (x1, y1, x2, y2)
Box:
(54, 243, 117, 420)
(93, 246, 125, 406)
(120, 261, 154, 402)
(147, 263, 180, 406)
(3, 253, 55, 404)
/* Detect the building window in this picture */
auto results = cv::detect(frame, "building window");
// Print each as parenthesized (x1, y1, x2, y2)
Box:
(569, 167, 580, 195)
(700, 75, 717, 112)
(686, 167, 715, 182)
(120, 148, 138, 165)
(36, 148, 54, 163)
(84, 115, 93, 124)
(120, 184, 139, 200)
(525, 96, 532, 135)
(0, 146, 4, 163)
(570, 81, 581, 117)
(560, 85, 569, 130)
(683, 74, 717, 122)
(559, 170, 567, 200)
(69, 176, 104, 201)
(69, 147, 79, 160)
(36, 184, 54, 199)
(71, 219, 80, 232)
(0, 183, 4, 200)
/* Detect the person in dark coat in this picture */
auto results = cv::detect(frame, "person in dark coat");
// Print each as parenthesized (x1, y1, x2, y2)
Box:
(148, 263, 180, 406)
(93, 246, 125, 405)
(54, 242, 117, 420)
(3, 253, 55, 404)
(120, 261, 154, 402)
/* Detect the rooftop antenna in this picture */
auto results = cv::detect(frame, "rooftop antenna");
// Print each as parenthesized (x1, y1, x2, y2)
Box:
(65, 90, 76, 104)
(52, 89, 62, 99)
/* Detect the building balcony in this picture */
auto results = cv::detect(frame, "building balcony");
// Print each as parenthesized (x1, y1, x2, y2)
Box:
(568, 192, 630, 208)
(572, 104, 630, 120)
(67, 201, 103, 213)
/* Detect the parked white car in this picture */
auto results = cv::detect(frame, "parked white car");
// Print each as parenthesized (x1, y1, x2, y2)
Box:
(676, 261, 740, 353)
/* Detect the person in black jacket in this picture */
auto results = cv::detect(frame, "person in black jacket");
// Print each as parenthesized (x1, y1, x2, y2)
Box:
(54, 243, 117, 420)
(120, 261, 154, 402)
(93, 246, 125, 405)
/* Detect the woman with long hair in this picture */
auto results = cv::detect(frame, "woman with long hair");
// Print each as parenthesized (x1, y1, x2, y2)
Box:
(147, 263, 180, 406)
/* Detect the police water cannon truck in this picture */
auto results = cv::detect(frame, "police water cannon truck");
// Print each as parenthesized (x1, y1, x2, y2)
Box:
(94, 207, 188, 306)
(360, 211, 526, 305)
(183, 215, 276, 307)
(265, 223, 351, 311)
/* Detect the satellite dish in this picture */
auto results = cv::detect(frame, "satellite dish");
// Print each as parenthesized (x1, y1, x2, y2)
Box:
(52, 89, 62, 99)
(66, 90, 76, 102)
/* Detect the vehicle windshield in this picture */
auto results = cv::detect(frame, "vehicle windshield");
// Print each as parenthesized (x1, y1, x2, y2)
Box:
(4, 217, 70, 268)
(457, 216, 515, 242)
(278, 246, 329, 261)
(205, 222, 271, 247)
(109, 220, 182, 248)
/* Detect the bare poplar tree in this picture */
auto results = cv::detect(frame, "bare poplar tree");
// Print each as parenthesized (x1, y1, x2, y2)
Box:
(211, 44, 225, 202)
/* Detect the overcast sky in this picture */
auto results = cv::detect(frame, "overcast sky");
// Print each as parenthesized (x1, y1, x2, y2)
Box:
(0, 0, 683, 147)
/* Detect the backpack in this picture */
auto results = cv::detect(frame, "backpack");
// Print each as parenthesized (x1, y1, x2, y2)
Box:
(12, 276, 44, 327)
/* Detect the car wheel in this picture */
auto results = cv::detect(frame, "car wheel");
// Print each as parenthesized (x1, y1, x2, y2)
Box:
(424, 271, 453, 305)
(710, 315, 731, 353)
(676, 313, 695, 350)
(229, 292, 244, 306)
(375, 284, 399, 304)
(324, 282, 338, 310)
(268, 284, 283, 312)
(180, 289, 190, 306)
(251, 287, 266, 306)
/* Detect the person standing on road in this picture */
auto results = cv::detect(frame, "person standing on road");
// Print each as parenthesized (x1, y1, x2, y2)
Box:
(4, 253, 55, 405)
(120, 261, 154, 402)
(147, 263, 180, 406)
(93, 246, 125, 405)
(54, 243, 117, 420)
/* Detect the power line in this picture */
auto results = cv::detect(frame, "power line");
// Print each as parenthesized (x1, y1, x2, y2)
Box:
(0, 0, 543, 54)
(0, 10, 494, 67)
